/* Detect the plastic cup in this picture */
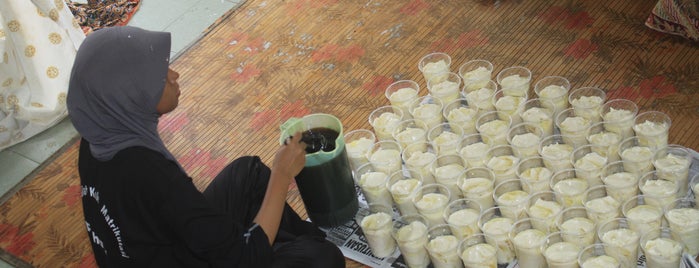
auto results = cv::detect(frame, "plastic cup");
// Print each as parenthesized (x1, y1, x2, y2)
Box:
(493, 178, 529, 220)
(571, 144, 608, 187)
(508, 218, 548, 268)
(464, 79, 498, 116)
(387, 170, 423, 216)
(369, 105, 404, 141)
(496, 66, 531, 97)
(620, 195, 663, 235)
(357, 203, 397, 258)
(638, 170, 679, 210)
(517, 156, 553, 193)
(402, 141, 437, 185)
(601, 99, 638, 140)
(392, 119, 428, 150)
(476, 111, 512, 146)
(485, 144, 520, 186)
(585, 121, 622, 162)
(459, 233, 498, 268)
(653, 144, 692, 196)
(569, 87, 606, 124)
(418, 52, 451, 83)
(539, 134, 576, 173)
(521, 98, 556, 138)
(427, 72, 462, 104)
(428, 122, 463, 157)
(577, 243, 621, 268)
(692, 173, 699, 207)
(393, 214, 431, 268)
(354, 163, 393, 209)
(443, 198, 483, 241)
(458, 59, 493, 93)
(663, 197, 699, 256)
(409, 96, 444, 133)
(459, 133, 491, 168)
(596, 218, 640, 268)
(556, 206, 596, 248)
(618, 136, 654, 178)
(542, 231, 582, 268)
(551, 168, 589, 208)
(534, 75, 571, 116)
(492, 88, 527, 124)
(458, 167, 496, 211)
(601, 161, 640, 204)
(344, 129, 376, 171)
(640, 227, 684, 268)
(555, 107, 591, 147)
(367, 140, 403, 175)
(583, 185, 623, 227)
(412, 183, 451, 227)
(426, 224, 462, 267)
(477, 206, 516, 264)
(443, 98, 479, 135)
(527, 190, 563, 233)
(385, 80, 420, 120)
(507, 122, 543, 159)
(633, 111, 671, 151)
(433, 154, 466, 200)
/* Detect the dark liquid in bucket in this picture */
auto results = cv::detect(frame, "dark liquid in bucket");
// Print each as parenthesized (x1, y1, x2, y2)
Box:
(295, 128, 358, 227)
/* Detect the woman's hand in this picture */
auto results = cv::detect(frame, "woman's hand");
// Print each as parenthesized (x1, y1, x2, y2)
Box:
(272, 132, 306, 181)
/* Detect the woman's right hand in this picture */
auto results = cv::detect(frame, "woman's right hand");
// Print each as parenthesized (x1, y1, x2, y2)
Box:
(272, 132, 306, 181)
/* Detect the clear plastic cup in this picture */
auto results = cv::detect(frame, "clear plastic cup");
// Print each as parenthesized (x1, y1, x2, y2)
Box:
(477, 206, 516, 264)
(555, 107, 591, 147)
(638, 170, 679, 210)
(464, 79, 498, 116)
(357, 203, 397, 258)
(392, 118, 428, 150)
(601, 99, 638, 141)
(652, 144, 692, 196)
(692, 174, 699, 207)
(571, 144, 608, 187)
(354, 162, 393, 209)
(640, 227, 684, 268)
(585, 121, 622, 162)
(542, 231, 582, 268)
(458, 167, 496, 211)
(496, 66, 531, 97)
(412, 183, 451, 227)
(663, 197, 699, 256)
(443, 98, 479, 135)
(583, 185, 623, 227)
(459, 133, 491, 168)
(387, 170, 423, 216)
(521, 98, 556, 138)
(492, 88, 527, 124)
(393, 214, 431, 268)
(367, 140, 403, 175)
(459, 59, 493, 93)
(517, 156, 553, 193)
(459, 233, 498, 268)
(427, 122, 463, 157)
(569, 87, 606, 124)
(493, 178, 529, 220)
(369, 105, 404, 141)
(596, 218, 640, 268)
(485, 144, 520, 186)
(508, 218, 548, 268)
(620, 195, 663, 235)
(618, 136, 654, 178)
(409, 95, 444, 133)
(507, 122, 544, 159)
(426, 224, 462, 267)
(385, 80, 420, 120)
(433, 154, 466, 200)
(551, 168, 589, 208)
(402, 141, 437, 185)
(527, 190, 562, 232)
(633, 111, 671, 151)
(539, 134, 576, 173)
(556, 206, 596, 248)
(534, 75, 571, 116)
(427, 71, 462, 105)
(601, 161, 640, 204)
(418, 52, 451, 83)
(443, 198, 483, 241)
(476, 111, 512, 146)
(577, 243, 621, 268)
(344, 129, 376, 171)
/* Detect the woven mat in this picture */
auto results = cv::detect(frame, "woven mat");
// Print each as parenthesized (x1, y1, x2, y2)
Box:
(2, 0, 699, 267)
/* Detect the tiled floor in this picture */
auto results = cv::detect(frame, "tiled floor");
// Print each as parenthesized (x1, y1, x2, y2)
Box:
(0, 0, 243, 266)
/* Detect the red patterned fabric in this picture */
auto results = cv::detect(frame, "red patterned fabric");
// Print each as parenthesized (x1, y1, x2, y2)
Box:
(645, 0, 699, 41)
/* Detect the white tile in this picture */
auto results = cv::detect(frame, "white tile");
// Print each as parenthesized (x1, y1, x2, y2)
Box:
(9, 117, 78, 163)
(0, 150, 39, 199)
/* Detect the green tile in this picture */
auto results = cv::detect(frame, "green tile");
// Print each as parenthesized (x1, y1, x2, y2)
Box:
(0, 151, 39, 200)
(8, 117, 78, 163)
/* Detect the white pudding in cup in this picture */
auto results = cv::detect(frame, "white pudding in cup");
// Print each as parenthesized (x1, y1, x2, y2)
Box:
(360, 211, 396, 258)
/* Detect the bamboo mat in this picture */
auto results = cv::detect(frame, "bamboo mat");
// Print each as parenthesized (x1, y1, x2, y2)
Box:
(2, 0, 699, 267)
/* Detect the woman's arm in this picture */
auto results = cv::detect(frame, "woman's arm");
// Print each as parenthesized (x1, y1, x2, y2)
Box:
(253, 132, 306, 245)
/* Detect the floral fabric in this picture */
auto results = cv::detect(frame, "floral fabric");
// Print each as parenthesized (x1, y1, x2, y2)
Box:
(646, 0, 699, 41)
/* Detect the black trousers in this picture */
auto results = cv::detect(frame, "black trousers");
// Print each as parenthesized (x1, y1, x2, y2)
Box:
(202, 156, 345, 268)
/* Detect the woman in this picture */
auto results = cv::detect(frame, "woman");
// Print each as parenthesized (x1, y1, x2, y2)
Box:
(66, 26, 344, 267)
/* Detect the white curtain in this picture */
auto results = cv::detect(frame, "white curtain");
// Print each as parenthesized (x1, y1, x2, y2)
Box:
(0, 0, 85, 150)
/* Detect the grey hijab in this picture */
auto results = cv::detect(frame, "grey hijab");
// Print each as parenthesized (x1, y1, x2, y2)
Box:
(67, 26, 178, 164)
